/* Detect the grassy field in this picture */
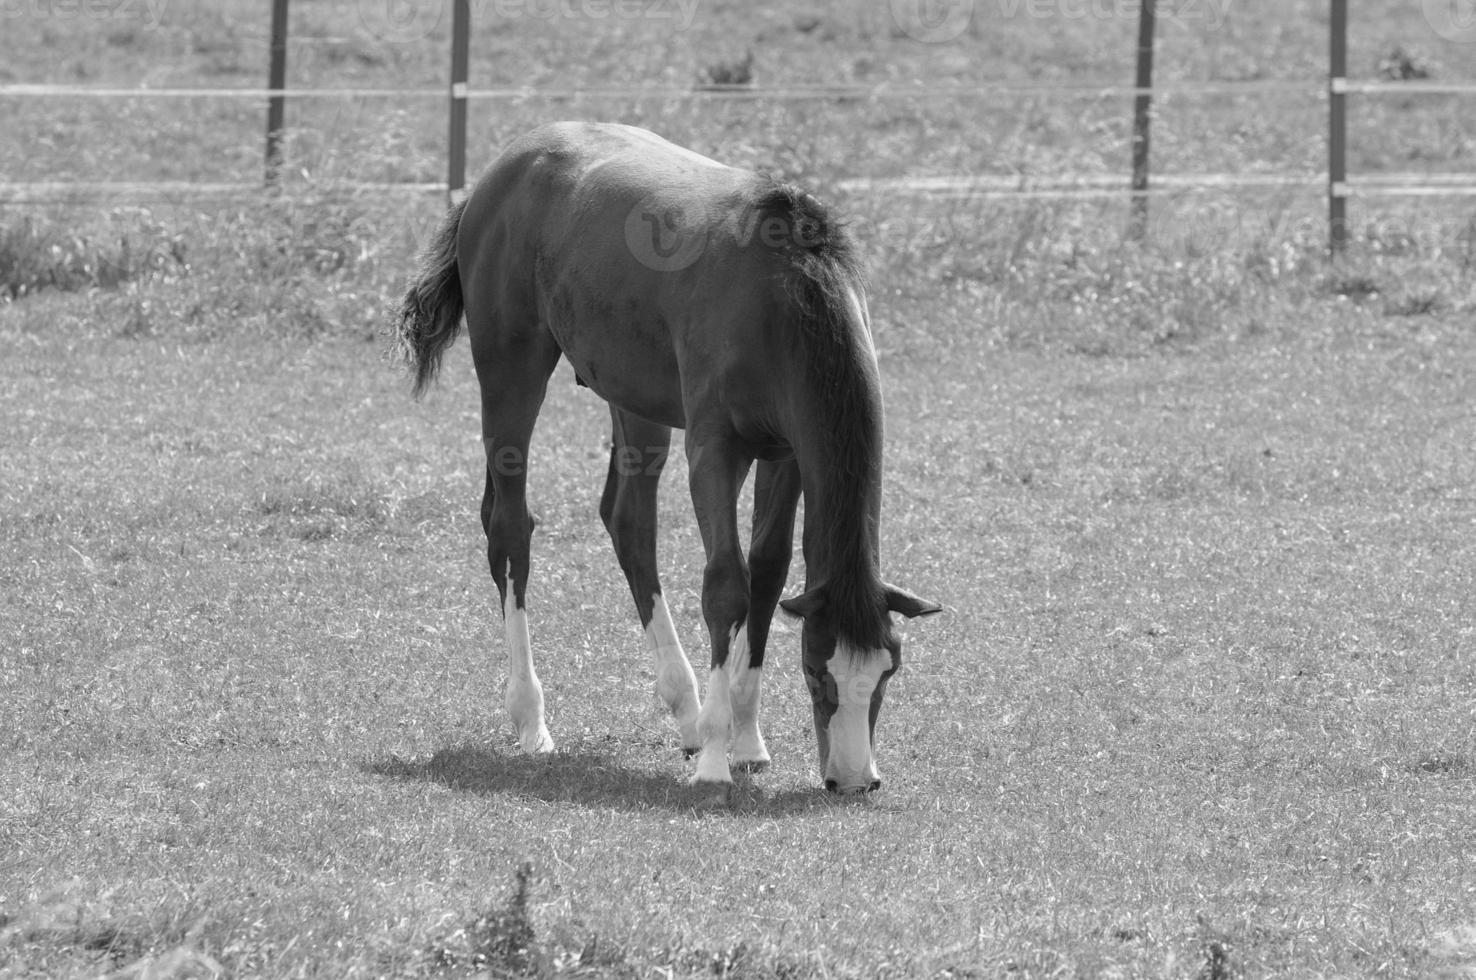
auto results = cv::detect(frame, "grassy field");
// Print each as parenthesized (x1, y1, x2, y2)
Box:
(3, 1, 1476, 978)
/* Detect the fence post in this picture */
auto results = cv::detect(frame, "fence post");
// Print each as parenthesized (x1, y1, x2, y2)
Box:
(448, 0, 470, 205)
(1128, 0, 1156, 240)
(265, 0, 289, 186)
(1328, 0, 1348, 253)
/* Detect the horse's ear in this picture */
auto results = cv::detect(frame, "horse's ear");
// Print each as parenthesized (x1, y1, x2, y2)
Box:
(884, 584, 942, 619)
(779, 587, 826, 620)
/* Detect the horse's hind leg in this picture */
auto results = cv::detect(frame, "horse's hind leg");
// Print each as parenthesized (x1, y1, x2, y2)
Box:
(599, 408, 700, 753)
(731, 458, 802, 771)
(475, 329, 561, 754)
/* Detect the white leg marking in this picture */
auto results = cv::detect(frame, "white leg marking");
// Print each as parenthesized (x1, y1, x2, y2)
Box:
(691, 624, 747, 785)
(644, 594, 700, 751)
(823, 642, 887, 792)
(729, 628, 769, 770)
(503, 591, 553, 754)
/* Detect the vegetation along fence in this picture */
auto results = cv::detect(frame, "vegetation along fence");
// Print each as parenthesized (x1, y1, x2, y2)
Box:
(2, 0, 1474, 253)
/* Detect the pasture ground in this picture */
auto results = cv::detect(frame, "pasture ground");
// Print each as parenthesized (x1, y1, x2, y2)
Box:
(3, 1, 1476, 977)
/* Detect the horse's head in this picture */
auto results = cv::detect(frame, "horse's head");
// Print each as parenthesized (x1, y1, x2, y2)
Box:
(780, 583, 941, 793)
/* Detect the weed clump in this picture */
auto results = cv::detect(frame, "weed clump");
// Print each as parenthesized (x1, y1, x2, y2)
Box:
(432, 862, 542, 976)
(0, 213, 185, 300)
(466, 862, 539, 975)
(698, 50, 755, 88)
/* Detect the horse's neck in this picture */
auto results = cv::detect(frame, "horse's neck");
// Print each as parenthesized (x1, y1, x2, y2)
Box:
(785, 275, 885, 591)
(795, 411, 883, 585)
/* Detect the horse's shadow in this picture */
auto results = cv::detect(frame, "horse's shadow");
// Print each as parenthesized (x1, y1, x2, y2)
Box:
(365, 742, 847, 816)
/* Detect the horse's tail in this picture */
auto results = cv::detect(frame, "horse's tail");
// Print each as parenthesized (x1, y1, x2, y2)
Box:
(392, 197, 468, 398)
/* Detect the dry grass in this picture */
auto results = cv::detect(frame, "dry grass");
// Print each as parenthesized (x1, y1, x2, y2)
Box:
(2, 313, 1473, 978)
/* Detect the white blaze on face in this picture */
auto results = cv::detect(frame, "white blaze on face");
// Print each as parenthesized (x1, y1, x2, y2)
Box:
(503, 592, 553, 754)
(644, 593, 700, 750)
(822, 641, 889, 792)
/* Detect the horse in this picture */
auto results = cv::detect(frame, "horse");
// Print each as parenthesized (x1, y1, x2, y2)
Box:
(392, 121, 939, 794)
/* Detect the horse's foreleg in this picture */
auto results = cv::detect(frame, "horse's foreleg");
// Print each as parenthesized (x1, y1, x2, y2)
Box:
(686, 433, 754, 788)
(600, 409, 700, 753)
(731, 458, 802, 772)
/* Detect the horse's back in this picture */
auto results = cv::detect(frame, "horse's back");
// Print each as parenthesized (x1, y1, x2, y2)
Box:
(461, 121, 745, 253)
(457, 123, 793, 431)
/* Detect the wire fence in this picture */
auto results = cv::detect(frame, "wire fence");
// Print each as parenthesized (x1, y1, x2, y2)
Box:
(8, 78, 1476, 99)
(3, 0, 1475, 243)
(11, 172, 1474, 207)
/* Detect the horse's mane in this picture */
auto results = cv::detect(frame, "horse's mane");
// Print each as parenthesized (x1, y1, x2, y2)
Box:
(750, 179, 862, 286)
(753, 181, 892, 651)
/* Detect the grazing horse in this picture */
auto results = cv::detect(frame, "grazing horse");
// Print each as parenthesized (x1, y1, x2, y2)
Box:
(393, 122, 939, 794)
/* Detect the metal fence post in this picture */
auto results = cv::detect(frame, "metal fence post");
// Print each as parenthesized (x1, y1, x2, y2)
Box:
(265, 0, 289, 186)
(449, 0, 470, 206)
(1329, 0, 1348, 254)
(1129, 0, 1156, 241)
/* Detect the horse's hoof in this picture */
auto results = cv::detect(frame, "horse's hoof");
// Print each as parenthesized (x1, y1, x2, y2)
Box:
(689, 779, 733, 809)
(824, 778, 881, 795)
(733, 758, 770, 774)
(517, 728, 555, 755)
